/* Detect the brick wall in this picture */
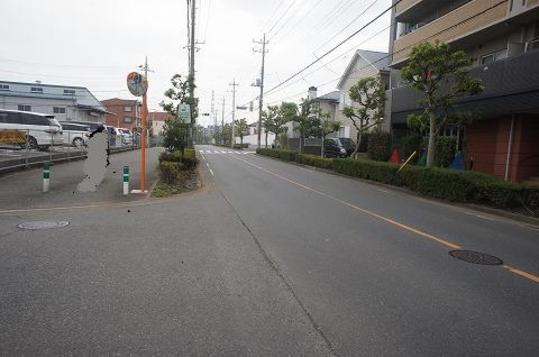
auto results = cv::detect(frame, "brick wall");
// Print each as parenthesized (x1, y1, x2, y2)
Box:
(467, 116, 539, 182)
(101, 98, 140, 130)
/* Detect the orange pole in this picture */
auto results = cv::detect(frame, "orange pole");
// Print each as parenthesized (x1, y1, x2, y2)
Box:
(140, 92, 147, 192)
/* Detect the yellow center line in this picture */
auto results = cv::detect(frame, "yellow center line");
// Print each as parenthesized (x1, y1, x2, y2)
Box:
(233, 155, 539, 284)
(231, 155, 462, 250)
(503, 265, 539, 284)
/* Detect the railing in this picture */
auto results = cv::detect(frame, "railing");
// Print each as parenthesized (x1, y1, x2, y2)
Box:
(391, 49, 539, 122)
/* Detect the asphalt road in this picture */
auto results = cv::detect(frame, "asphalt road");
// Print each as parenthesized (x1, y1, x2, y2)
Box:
(0, 144, 537, 356)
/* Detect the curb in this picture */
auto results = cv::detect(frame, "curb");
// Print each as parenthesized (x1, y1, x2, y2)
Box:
(0, 147, 140, 175)
(254, 154, 539, 228)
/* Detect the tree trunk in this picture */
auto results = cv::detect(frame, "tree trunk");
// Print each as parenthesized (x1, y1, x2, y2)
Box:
(299, 136, 303, 154)
(426, 112, 436, 167)
(265, 131, 268, 148)
(352, 131, 361, 159)
(321, 135, 325, 158)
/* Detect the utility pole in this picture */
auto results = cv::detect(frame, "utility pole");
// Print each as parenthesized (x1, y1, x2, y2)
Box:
(253, 34, 269, 149)
(221, 97, 225, 145)
(138, 56, 153, 193)
(188, 0, 196, 146)
(229, 79, 239, 148)
(210, 90, 215, 137)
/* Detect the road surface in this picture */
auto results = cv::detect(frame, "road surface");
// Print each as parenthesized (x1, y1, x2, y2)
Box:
(0, 144, 537, 356)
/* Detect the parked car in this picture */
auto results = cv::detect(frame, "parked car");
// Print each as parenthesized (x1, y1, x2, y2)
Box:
(118, 128, 133, 146)
(324, 137, 356, 158)
(104, 126, 122, 147)
(60, 122, 91, 147)
(0, 109, 63, 149)
(69, 120, 105, 133)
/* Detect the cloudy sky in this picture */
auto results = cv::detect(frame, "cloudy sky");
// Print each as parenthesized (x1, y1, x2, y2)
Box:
(1, 0, 391, 126)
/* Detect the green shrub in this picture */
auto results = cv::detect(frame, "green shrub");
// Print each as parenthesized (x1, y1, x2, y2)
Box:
(297, 154, 333, 169)
(255, 148, 539, 215)
(435, 137, 457, 168)
(332, 159, 401, 185)
(257, 148, 297, 161)
(398, 134, 423, 161)
(367, 131, 392, 161)
(159, 149, 197, 169)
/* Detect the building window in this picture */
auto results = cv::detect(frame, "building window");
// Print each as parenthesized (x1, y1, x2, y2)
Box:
(0, 84, 9, 91)
(123, 117, 133, 123)
(53, 107, 66, 114)
(30, 87, 43, 93)
(481, 53, 495, 65)
(338, 127, 345, 137)
(124, 106, 132, 112)
(18, 105, 31, 111)
(63, 89, 76, 95)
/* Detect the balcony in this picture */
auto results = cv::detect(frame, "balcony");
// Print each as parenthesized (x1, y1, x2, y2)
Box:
(392, 0, 509, 66)
(391, 49, 539, 124)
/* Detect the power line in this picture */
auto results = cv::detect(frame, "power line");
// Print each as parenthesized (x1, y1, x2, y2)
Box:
(314, 0, 380, 53)
(261, 25, 391, 99)
(267, 0, 298, 36)
(261, 0, 286, 32)
(265, 0, 403, 95)
(265, 0, 510, 105)
(268, 0, 303, 40)
(271, 0, 325, 44)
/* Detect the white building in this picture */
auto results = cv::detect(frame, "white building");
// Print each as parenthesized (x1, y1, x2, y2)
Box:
(0, 80, 108, 122)
(235, 122, 275, 148)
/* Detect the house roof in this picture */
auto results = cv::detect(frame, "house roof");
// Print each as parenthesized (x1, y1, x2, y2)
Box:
(316, 90, 340, 102)
(337, 49, 390, 89)
(0, 80, 106, 111)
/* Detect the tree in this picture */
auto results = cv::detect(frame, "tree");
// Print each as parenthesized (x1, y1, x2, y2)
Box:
(316, 112, 341, 158)
(234, 118, 249, 146)
(159, 74, 199, 149)
(262, 105, 286, 148)
(401, 41, 483, 167)
(221, 123, 232, 146)
(159, 74, 192, 154)
(343, 76, 386, 158)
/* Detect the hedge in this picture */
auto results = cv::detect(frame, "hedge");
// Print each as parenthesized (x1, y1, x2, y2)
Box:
(256, 149, 539, 215)
(367, 131, 392, 161)
(159, 149, 198, 184)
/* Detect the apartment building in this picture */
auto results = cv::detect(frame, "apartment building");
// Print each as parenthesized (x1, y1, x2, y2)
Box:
(389, 0, 539, 182)
(0, 80, 107, 122)
(148, 111, 173, 136)
(101, 98, 141, 131)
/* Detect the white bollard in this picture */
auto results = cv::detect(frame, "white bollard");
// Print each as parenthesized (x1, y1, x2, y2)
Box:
(123, 165, 129, 195)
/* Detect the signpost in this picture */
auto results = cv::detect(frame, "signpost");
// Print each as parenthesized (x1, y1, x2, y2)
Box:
(177, 103, 191, 124)
(127, 69, 149, 193)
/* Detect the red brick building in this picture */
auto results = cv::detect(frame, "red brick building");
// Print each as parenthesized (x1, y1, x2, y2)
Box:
(101, 98, 141, 130)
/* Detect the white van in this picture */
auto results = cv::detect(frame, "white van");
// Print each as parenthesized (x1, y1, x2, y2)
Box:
(0, 109, 63, 149)
(118, 128, 133, 146)
(60, 122, 91, 147)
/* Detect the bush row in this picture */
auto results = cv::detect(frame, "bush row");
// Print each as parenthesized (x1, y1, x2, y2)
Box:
(159, 149, 198, 185)
(256, 149, 539, 215)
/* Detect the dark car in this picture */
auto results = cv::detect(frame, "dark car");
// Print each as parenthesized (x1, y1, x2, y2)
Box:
(324, 137, 356, 158)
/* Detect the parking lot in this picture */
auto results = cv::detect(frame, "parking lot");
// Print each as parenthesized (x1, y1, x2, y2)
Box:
(0, 147, 163, 211)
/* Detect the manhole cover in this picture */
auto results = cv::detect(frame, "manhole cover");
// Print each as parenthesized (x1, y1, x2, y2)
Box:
(449, 250, 503, 266)
(17, 221, 69, 230)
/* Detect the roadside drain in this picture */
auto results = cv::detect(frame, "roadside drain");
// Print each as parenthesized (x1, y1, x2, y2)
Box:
(17, 221, 69, 230)
(449, 250, 503, 266)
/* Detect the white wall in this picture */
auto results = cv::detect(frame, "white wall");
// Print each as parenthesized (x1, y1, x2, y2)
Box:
(235, 132, 275, 147)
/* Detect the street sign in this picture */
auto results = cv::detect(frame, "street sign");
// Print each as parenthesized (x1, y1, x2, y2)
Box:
(177, 103, 191, 124)
(126, 72, 148, 97)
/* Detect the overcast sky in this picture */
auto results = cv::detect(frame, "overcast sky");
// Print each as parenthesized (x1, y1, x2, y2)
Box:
(1, 0, 391, 126)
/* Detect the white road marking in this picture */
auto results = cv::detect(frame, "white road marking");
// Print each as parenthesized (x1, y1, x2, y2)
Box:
(220, 150, 227, 154)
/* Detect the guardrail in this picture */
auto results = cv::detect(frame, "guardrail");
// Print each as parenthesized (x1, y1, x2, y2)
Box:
(0, 128, 141, 174)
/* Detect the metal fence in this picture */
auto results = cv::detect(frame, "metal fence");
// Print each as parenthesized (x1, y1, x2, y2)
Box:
(0, 128, 140, 172)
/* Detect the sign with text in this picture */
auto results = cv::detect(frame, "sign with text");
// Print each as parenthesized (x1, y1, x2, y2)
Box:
(177, 103, 191, 124)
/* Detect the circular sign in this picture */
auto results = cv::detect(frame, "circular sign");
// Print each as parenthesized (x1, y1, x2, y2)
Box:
(127, 72, 148, 97)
